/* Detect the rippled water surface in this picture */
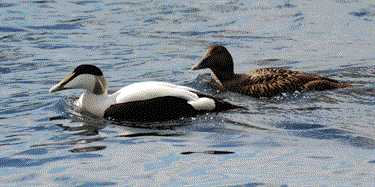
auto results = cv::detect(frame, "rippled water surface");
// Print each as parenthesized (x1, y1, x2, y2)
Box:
(1, 0, 375, 186)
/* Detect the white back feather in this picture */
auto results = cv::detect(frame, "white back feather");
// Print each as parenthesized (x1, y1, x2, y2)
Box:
(115, 82, 198, 103)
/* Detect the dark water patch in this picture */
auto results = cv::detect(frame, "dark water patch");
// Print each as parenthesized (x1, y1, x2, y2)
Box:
(72, 129, 99, 136)
(349, 9, 375, 18)
(49, 115, 68, 121)
(293, 128, 348, 140)
(54, 176, 70, 182)
(293, 128, 375, 149)
(215, 34, 294, 42)
(27, 22, 83, 30)
(55, 123, 101, 136)
(251, 139, 282, 148)
(76, 181, 117, 187)
(17, 124, 59, 135)
(180, 7, 200, 13)
(341, 136, 375, 149)
(117, 131, 185, 138)
(12, 173, 38, 182)
(369, 160, 375, 164)
(0, 101, 49, 116)
(10, 91, 29, 98)
(56, 123, 104, 136)
(31, 137, 107, 147)
(210, 140, 246, 148)
(0, 142, 24, 146)
(334, 0, 360, 3)
(4, 134, 29, 138)
(70, 145, 106, 153)
(0, 27, 26, 33)
(252, 58, 298, 66)
(0, 153, 101, 168)
(0, 137, 21, 143)
(34, 43, 71, 50)
(0, 67, 11, 73)
(60, 18, 86, 23)
(223, 119, 269, 130)
(0, 35, 15, 40)
(228, 182, 269, 187)
(307, 155, 333, 159)
(137, 70, 184, 79)
(0, 3, 16, 8)
(15, 148, 48, 155)
(180, 150, 235, 155)
(143, 17, 169, 24)
(169, 30, 219, 36)
(34, 0, 56, 3)
(213, 20, 236, 27)
(72, 0, 99, 5)
(161, 139, 185, 144)
(277, 122, 325, 130)
(108, 117, 193, 129)
(211, 4, 239, 13)
(0, 135, 24, 146)
(276, 1, 297, 9)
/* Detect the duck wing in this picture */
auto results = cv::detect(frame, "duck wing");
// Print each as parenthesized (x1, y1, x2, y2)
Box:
(225, 68, 349, 97)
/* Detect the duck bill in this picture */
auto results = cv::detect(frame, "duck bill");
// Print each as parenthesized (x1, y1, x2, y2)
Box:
(191, 62, 203, 70)
(191, 56, 209, 70)
(49, 72, 75, 93)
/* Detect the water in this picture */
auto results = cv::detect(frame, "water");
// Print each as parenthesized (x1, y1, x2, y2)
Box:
(1, 0, 375, 186)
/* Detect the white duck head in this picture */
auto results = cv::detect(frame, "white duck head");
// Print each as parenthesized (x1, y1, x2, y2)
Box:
(49, 64, 108, 95)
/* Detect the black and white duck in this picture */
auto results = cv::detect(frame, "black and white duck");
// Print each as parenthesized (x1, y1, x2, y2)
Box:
(49, 64, 239, 122)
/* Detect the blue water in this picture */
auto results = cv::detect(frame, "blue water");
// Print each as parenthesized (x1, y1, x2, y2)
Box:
(1, 0, 375, 186)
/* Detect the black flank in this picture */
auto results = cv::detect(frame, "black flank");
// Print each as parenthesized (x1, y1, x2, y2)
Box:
(104, 96, 201, 122)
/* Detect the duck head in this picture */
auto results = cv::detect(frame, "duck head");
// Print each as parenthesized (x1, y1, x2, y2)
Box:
(192, 45, 235, 81)
(49, 64, 107, 95)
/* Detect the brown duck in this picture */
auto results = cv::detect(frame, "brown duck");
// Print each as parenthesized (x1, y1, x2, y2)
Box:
(192, 45, 352, 98)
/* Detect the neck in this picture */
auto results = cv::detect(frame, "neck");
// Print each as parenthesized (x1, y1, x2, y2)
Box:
(211, 68, 235, 83)
(76, 90, 115, 117)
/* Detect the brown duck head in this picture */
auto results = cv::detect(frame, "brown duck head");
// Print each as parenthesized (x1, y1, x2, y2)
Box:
(192, 45, 235, 82)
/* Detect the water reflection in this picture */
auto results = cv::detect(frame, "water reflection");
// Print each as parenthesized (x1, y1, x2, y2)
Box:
(180, 150, 235, 155)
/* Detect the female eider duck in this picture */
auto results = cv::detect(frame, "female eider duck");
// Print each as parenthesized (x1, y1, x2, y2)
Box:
(49, 64, 238, 122)
(192, 45, 352, 98)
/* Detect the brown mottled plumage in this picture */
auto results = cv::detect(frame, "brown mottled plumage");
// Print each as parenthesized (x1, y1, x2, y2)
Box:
(192, 45, 352, 98)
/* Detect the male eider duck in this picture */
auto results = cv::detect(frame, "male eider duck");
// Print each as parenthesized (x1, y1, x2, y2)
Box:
(49, 64, 239, 122)
(192, 45, 352, 98)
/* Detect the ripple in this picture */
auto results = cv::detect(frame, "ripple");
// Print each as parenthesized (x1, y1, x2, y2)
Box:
(349, 8, 375, 19)
(71, 0, 99, 6)
(15, 148, 48, 155)
(117, 132, 185, 137)
(0, 3, 16, 8)
(180, 150, 235, 155)
(276, 122, 325, 130)
(27, 22, 83, 30)
(69, 145, 106, 153)
(0, 27, 25, 32)
(0, 154, 102, 168)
